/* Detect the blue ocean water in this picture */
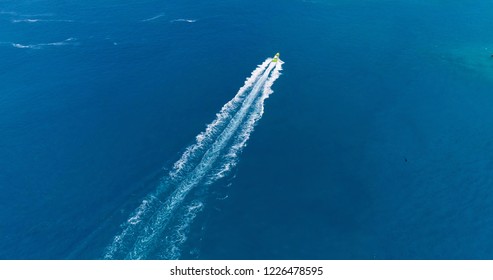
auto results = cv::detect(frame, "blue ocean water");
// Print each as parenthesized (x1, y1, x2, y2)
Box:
(1, 0, 493, 259)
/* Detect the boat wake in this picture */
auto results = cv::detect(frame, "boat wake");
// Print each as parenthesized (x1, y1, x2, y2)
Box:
(103, 56, 283, 259)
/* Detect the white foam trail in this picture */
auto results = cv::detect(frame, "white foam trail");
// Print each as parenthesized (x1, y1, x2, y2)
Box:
(142, 14, 165, 22)
(127, 63, 278, 259)
(126, 63, 276, 259)
(103, 60, 272, 259)
(169, 59, 271, 180)
(209, 61, 284, 183)
(170, 18, 197, 23)
(159, 200, 204, 260)
(127, 199, 151, 225)
(104, 57, 283, 259)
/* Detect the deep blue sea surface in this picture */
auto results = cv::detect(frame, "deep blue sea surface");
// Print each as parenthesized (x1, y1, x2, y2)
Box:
(1, 0, 493, 259)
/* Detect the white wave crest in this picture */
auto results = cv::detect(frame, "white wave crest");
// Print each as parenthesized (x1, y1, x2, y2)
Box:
(142, 13, 165, 22)
(11, 43, 31, 49)
(12, 19, 40, 23)
(9, 38, 77, 49)
(11, 18, 73, 23)
(170, 18, 197, 23)
(127, 200, 150, 225)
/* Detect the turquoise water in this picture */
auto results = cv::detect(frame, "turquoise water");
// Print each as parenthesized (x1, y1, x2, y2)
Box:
(1, 0, 493, 259)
